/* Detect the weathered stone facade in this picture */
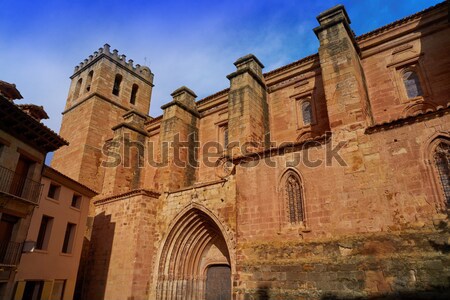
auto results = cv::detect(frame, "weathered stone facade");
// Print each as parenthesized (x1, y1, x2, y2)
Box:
(51, 2, 450, 299)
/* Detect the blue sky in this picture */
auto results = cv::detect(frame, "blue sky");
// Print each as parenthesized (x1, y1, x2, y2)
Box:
(0, 0, 442, 133)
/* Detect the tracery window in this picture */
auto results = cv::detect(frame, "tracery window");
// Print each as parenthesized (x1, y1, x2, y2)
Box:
(285, 173, 304, 224)
(434, 142, 450, 206)
(402, 69, 423, 99)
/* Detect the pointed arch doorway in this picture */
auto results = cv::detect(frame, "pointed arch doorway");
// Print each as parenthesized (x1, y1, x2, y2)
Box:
(156, 208, 232, 300)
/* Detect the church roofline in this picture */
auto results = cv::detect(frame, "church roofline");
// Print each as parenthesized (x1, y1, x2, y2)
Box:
(356, 1, 447, 41)
(148, 2, 446, 124)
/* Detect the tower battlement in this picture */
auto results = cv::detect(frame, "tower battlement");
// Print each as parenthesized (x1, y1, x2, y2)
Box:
(72, 43, 153, 81)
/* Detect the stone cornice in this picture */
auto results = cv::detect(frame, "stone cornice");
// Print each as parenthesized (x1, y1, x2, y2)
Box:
(356, 1, 447, 42)
(167, 179, 227, 194)
(229, 133, 331, 163)
(161, 100, 201, 118)
(123, 109, 148, 120)
(111, 122, 149, 136)
(365, 103, 450, 134)
(62, 92, 129, 115)
(93, 188, 161, 206)
(226, 67, 266, 90)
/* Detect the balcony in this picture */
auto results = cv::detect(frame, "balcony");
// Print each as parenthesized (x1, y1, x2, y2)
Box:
(0, 166, 42, 204)
(0, 241, 23, 266)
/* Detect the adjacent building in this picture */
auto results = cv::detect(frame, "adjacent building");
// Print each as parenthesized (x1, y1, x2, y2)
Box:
(0, 87, 67, 299)
(14, 166, 96, 300)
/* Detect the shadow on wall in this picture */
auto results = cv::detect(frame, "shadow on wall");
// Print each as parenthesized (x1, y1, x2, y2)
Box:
(321, 285, 450, 300)
(73, 236, 90, 300)
(250, 284, 450, 300)
(79, 212, 115, 300)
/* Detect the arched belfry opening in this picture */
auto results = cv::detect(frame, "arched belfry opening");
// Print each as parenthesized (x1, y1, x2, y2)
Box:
(156, 208, 232, 300)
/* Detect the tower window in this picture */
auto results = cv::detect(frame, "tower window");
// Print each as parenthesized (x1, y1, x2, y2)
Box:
(403, 69, 423, 99)
(130, 84, 139, 104)
(434, 142, 450, 206)
(284, 172, 304, 224)
(73, 78, 82, 100)
(301, 101, 313, 126)
(112, 74, 123, 96)
(85, 70, 93, 92)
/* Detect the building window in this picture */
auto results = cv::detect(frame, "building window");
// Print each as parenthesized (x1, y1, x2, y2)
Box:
(295, 96, 316, 128)
(284, 172, 304, 224)
(301, 101, 313, 126)
(218, 123, 228, 152)
(71, 194, 82, 209)
(23, 281, 44, 300)
(62, 223, 76, 253)
(85, 70, 93, 92)
(130, 84, 139, 104)
(47, 183, 61, 200)
(73, 78, 82, 100)
(36, 215, 53, 250)
(434, 142, 450, 207)
(403, 69, 423, 99)
(112, 74, 123, 96)
(51, 280, 66, 300)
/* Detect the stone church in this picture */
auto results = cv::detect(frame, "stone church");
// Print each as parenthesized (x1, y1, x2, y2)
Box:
(51, 2, 450, 299)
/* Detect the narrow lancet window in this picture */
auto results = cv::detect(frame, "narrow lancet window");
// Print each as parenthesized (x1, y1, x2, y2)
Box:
(112, 74, 123, 96)
(85, 71, 93, 92)
(73, 78, 82, 100)
(434, 142, 450, 206)
(285, 174, 304, 224)
(130, 84, 138, 104)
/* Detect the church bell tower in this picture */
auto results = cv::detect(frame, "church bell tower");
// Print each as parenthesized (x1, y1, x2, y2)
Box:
(51, 44, 154, 192)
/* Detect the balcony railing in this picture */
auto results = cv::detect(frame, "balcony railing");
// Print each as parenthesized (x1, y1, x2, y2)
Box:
(0, 165, 42, 204)
(0, 240, 23, 266)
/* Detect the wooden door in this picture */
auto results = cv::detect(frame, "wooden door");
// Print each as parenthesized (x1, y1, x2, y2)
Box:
(10, 155, 32, 197)
(205, 265, 231, 300)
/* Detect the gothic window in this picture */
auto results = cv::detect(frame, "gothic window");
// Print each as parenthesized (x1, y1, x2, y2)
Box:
(73, 78, 82, 100)
(130, 84, 139, 104)
(302, 101, 313, 126)
(217, 122, 228, 153)
(434, 142, 450, 206)
(403, 69, 423, 99)
(223, 126, 229, 148)
(112, 74, 123, 96)
(85, 71, 93, 92)
(285, 173, 304, 224)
